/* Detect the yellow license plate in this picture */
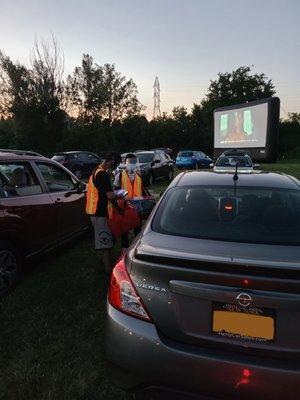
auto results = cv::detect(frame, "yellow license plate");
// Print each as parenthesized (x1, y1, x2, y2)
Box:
(213, 310, 275, 341)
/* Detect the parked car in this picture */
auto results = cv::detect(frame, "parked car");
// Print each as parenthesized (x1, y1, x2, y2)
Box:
(114, 150, 174, 186)
(52, 151, 102, 179)
(176, 150, 212, 169)
(0, 151, 88, 298)
(212, 150, 258, 172)
(106, 169, 300, 399)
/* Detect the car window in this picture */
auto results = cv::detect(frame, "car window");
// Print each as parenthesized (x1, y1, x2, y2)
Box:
(178, 151, 193, 157)
(152, 186, 300, 245)
(87, 153, 100, 162)
(216, 156, 252, 167)
(52, 155, 67, 162)
(36, 162, 76, 192)
(0, 162, 42, 197)
(135, 153, 154, 163)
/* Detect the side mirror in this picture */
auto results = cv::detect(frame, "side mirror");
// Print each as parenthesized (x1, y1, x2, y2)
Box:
(76, 181, 86, 193)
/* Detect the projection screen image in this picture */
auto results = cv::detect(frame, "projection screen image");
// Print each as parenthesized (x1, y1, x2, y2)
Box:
(214, 102, 268, 148)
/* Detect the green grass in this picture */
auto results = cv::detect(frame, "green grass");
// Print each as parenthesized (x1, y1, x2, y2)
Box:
(0, 240, 131, 400)
(260, 161, 300, 179)
(1, 159, 299, 400)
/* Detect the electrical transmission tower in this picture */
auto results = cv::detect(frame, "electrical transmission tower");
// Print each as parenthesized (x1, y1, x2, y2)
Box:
(153, 76, 161, 119)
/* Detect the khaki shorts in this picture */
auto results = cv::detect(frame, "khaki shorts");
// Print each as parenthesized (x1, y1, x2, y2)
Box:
(90, 216, 113, 250)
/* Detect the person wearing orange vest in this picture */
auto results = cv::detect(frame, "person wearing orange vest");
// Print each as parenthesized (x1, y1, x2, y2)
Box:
(114, 153, 144, 249)
(86, 152, 122, 276)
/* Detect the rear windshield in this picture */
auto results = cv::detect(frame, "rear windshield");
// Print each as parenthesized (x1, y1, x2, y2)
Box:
(152, 186, 300, 245)
(136, 153, 154, 163)
(52, 155, 66, 161)
(216, 156, 252, 167)
(178, 151, 193, 157)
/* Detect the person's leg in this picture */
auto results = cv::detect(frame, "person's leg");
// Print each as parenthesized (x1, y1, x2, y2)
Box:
(92, 216, 114, 274)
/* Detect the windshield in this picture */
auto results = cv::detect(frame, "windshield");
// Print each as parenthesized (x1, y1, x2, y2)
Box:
(178, 151, 193, 157)
(215, 156, 252, 167)
(135, 153, 154, 163)
(152, 186, 300, 245)
(52, 155, 66, 161)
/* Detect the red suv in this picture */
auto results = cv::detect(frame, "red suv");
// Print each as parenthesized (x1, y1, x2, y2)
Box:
(0, 151, 89, 298)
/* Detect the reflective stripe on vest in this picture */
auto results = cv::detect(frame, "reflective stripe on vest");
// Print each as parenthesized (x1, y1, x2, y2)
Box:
(86, 166, 113, 218)
(121, 170, 142, 198)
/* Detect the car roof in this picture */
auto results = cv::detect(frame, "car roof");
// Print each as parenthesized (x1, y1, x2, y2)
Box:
(221, 149, 251, 156)
(0, 152, 49, 161)
(171, 170, 300, 190)
(0, 149, 44, 157)
(54, 151, 98, 155)
(135, 150, 155, 154)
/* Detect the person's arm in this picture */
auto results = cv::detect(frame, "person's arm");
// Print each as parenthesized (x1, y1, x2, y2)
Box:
(113, 172, 121, 190)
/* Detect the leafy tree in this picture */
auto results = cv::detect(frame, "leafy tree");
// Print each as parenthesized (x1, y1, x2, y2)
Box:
(101, 63, 144, 125)
(201, 66, 276, 131)
(66, 57, 144, 125)
(65, 54, 105, 123)
(0, 37, 65, 153)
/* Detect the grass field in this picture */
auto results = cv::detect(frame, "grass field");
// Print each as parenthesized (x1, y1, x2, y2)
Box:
(1, 160, 299, 400)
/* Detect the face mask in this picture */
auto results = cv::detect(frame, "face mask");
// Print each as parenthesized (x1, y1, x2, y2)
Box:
(126, 159, 137, 174)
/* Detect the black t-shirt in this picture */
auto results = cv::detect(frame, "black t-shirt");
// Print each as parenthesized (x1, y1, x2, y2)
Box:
(93, 169, 113, 218)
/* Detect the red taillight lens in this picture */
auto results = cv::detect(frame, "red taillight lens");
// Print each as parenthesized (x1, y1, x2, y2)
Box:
(108, 257, 152, 322)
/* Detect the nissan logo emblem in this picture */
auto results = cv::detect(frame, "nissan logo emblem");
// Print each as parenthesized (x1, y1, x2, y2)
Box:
(236, 293, 253, 307)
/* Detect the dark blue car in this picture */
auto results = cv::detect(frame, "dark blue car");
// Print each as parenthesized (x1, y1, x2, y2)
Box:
(176, 150, 211, 169)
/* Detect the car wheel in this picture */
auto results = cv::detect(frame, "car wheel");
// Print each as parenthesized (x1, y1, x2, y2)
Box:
(74, 168, 83, 179)
(0, 241, 21, 299)
(167, 168, 173, 181)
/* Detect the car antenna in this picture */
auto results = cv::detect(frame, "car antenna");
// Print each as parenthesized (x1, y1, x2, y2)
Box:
(233, 163, 238, 196)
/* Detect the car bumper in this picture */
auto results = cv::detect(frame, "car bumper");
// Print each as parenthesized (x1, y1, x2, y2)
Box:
(106, 304, 300, 400)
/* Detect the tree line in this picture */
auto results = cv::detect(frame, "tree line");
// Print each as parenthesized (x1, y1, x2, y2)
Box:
(0, 38, 299, 159)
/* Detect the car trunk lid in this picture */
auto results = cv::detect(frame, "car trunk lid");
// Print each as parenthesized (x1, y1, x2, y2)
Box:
(129, 232, 300, 361)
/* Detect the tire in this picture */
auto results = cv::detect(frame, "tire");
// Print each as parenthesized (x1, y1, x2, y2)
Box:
(74, 168, 83, 179)
(0, 241, 22, 299)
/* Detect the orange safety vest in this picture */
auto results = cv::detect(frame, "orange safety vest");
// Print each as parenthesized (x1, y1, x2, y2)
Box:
(86, 166, 113, 218)
(120, 170, 143, 199)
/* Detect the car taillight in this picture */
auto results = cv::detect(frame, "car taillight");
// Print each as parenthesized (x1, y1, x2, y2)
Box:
(108, 256, 152, 322)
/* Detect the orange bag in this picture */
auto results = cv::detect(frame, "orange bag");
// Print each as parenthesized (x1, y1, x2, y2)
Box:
(108, 202, 140, 239)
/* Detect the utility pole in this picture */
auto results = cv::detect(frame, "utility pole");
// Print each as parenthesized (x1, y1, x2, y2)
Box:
(153, 76, 161, 119)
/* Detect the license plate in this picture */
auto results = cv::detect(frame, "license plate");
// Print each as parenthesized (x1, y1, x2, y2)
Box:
(212, 302, 275, 342)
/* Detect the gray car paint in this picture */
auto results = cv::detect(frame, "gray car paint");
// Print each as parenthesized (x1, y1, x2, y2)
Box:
(106, 170, 300, 399)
